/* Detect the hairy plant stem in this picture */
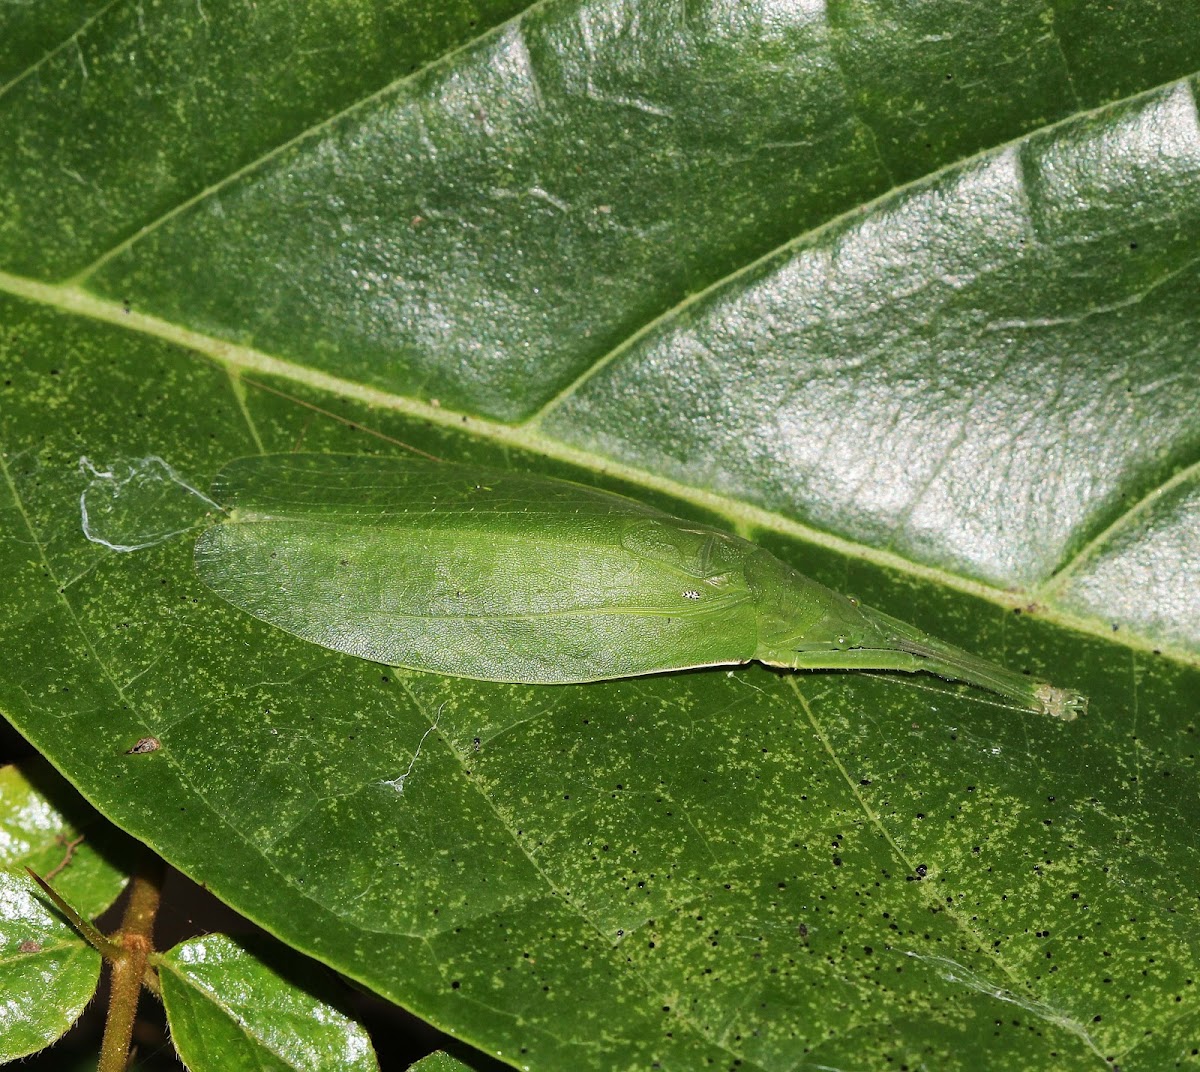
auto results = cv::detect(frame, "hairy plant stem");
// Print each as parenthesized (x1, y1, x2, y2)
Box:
(98, 854, 164, 1072)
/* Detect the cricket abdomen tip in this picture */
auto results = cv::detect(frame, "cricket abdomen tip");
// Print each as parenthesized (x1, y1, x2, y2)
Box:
(1035, 684, 1087, 721)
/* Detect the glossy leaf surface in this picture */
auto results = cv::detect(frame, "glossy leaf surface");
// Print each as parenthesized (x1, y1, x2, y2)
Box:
(0, 871, 100, 1061)
(0, 759, 129, 1060)
(158, 933, 379, 1072)
(0, 758, 133, 1056)
(409, 1054, 482, 1072)
(0, 758, 131, 918)
(0, 3, 1197, 1070)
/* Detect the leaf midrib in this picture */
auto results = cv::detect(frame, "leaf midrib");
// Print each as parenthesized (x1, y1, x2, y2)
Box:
(3, 9, 1195, 667)
(0, 267, 1193, 669)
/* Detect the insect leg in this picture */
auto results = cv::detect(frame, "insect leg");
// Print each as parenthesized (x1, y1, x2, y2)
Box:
(774, 647, 1082, 720)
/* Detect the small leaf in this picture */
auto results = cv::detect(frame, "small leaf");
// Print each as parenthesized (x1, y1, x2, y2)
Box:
(408, 1053, 485, 1072)
(158, 933, 379, 1072)
(0, 758, 132, 919)
(0, 870, 100, 1061)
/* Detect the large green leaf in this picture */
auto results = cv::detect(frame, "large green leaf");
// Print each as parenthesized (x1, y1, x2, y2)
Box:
(1, 2, 1197, 1069)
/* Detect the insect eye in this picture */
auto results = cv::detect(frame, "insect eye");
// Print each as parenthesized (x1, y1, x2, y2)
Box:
(835, 634, 849, 647)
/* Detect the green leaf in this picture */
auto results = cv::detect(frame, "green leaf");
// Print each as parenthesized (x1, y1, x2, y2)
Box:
(0, 759, 136, 1060)
(0, 758, 132, 919)
(158, 933, 378, 1072)
(1, 3, 1197, 1071)
(0, 871, 100, 1060)
(408, 1053, 483, 1072)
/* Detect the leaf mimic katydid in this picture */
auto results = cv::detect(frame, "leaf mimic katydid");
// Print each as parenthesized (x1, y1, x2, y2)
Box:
(194, 454, 1085, 720)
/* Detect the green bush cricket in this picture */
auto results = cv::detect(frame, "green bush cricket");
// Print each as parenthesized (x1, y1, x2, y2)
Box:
(195, 454, 1085, 720)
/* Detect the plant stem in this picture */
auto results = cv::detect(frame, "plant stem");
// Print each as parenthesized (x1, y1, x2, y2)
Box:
(98, 854, 164, 1072)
